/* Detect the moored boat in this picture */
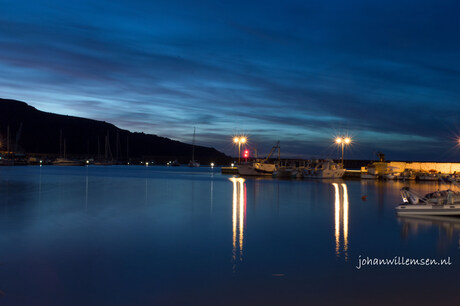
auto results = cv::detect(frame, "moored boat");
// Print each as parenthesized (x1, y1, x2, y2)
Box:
(52, 158, 85, 166)
(303, 160, 345, 179)
(238, 162, 277, 176)
(237, 141, 280, 176)
(416, 171, 439, 181)
(396, 187, 460, 215)
(273, 166, 296, 178)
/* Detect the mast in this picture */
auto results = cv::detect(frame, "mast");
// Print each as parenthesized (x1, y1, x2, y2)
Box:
(105, 133, 108, 160)
(126, 136, 129, 161)
(116, 131, 120, 161)
(97, 136, 101, 160)
(6, 125, 10, 153)
(192, 127, 196, 161)
(105, 131, 113, 161)
(59, 129, 63, 156)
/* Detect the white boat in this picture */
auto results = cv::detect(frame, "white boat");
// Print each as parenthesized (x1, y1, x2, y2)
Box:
(237, 141, 280, 176)
(303, 160, 345, 179)
(396, 187, 460, 215)
(238, 162, 277, 176)
(52, 158, 85, 166)
(188, 160, 200, 167)
(188, 127, 200, 167)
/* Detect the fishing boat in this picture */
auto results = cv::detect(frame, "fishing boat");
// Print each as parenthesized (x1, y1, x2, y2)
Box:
(396, 169, 416, 181)
(396, 187, 460, 215)
(272, 161, 298, 178)
(237, 141, 280, 176)
(303, 160, 345, 179)
(416, 171, 439, 181)
(273, 166, 296, 178)
(238, 161, 277, 176)
(188, 127, 200, 167)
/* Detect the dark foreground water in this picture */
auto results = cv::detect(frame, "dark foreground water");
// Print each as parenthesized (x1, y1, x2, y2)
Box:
(0, 166, 459, 305)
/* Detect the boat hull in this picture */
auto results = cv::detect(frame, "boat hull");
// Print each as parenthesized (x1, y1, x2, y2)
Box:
(361, 173, 378, 179)
(303, 169, 345, 179)
(396, 204, 460, 216)
(237, 163, 276, 176)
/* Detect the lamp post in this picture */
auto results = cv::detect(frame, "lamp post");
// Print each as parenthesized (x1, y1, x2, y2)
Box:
(233, 136, 247, 163)
(335, 137, 351, 166)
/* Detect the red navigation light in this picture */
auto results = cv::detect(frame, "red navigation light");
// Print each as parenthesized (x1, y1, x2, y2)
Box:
(243, 149, 249, 159)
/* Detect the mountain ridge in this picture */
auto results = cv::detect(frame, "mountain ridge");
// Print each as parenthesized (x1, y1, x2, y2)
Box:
(0, 98, 229, 163)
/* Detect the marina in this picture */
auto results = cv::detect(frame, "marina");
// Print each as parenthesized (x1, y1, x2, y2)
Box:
(1, 0, 459, 303)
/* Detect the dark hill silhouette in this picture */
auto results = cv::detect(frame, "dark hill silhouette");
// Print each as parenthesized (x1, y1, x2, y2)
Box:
(0, 98, 229, 163)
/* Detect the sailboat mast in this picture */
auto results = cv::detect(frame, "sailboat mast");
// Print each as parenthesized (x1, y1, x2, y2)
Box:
(192, 127, 196, 161)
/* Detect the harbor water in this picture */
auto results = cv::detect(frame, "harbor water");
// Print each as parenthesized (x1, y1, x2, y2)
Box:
(0, 166, 459, 305)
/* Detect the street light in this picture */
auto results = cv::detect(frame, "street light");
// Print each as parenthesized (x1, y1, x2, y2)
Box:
(335, 136, 351, 166)
(233, 136, 247, 163)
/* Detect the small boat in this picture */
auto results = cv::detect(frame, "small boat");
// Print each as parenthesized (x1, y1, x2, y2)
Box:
(416, 171, 439, 181)
(361, 172, 378, 179)
(188, 160, 200, 167)
(52, 158, 85, 166)
(383, 173, 396, 180)
(396, 187, 460, 215)
(396, 169, 416, 181)
(169, 160, 180, 167)
(303, 160, 345, 179)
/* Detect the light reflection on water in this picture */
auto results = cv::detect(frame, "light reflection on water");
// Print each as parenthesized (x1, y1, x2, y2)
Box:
(398, 215, 460, 250)
(333, 183, 349, 260)
(230, 177, 246, 271)
(1, 166, 460, 304)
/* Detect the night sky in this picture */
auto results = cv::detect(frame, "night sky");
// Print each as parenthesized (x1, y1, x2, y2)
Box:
(1, 0, 460, 161)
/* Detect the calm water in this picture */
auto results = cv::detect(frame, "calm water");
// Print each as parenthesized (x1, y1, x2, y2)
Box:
(0, 166, 459, 305)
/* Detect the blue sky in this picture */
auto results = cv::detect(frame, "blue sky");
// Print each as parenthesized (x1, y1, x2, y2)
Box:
(1, 0, 460, 160)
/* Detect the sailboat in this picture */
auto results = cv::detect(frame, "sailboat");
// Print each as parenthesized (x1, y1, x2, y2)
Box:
(188, 127, 200, 167)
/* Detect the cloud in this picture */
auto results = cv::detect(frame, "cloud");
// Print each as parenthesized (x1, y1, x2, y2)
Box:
(0, 0, 460, 160)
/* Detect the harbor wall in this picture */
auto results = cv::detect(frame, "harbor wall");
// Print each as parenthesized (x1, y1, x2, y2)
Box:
(388, 162, 460, 174)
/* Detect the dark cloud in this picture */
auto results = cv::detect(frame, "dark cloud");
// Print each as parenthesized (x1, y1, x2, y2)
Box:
(0, 0, 459, 160)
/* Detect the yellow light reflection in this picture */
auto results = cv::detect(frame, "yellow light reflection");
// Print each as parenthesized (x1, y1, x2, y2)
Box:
(232, 178, 237, 262)
(341, 183, 349, 259)
(333, 183, 349, 260)
(229, 177, 246, 270)
(333, 183, 340, 256)
(239, 179, 244, 259)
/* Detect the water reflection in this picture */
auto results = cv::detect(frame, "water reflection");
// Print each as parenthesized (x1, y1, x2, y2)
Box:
(398, 215, 460, 250)
(332, 183, 349, 260)
(230, 177, 246, 271)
